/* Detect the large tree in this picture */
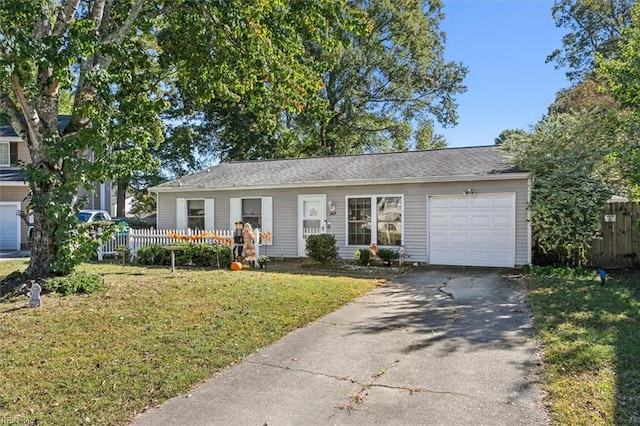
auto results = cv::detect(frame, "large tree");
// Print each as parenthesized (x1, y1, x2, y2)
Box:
(176, 0, 466, 163)
(501, 111, 620, 265)
(0, 0, 359, 279)
(597, 3, 640, 191)
(548, 0, 634, 81)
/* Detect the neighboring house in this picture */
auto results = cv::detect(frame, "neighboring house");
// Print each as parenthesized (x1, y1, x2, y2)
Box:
(150, 146, 532, 268)
(0, 118, 112, 250)
(111, 195, 134, 218)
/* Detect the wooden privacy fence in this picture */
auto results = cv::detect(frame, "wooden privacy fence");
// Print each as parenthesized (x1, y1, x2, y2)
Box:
(98, 228, 261, 261)
(589, 202, 640, 268)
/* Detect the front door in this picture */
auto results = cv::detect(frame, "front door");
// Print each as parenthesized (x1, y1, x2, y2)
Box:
(298, 195, 326, 256)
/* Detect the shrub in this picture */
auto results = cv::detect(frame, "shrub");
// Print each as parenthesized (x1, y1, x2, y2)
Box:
(306, 234, 338, 264)
(354, 248, 371, 266)
(135, 243, 231, 268)
(135, 244, 171, 266)
(112, 217, 156, 229)
(42, 271, 104, 296)
(377, 248, 398, 264)
(183, 244, 231, 268)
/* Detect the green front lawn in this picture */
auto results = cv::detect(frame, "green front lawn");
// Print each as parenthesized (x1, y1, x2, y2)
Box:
(526, 267, 640, 425)
(0, 261, 380, 425)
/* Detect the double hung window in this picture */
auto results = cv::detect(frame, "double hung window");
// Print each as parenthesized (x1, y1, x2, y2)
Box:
(241, 198, 262, 229)
(0, 143, 10, 166)
(347, 196, 403, 246)
(187, 200, 205, 230)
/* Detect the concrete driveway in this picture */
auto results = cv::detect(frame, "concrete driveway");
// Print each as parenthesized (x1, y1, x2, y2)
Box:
(133, 268, 549, 426)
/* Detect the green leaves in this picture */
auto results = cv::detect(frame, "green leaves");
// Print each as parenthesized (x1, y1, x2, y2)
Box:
(502, 112, 617, 265)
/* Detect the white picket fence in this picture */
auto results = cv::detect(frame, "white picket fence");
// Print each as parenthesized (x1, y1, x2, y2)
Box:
(98, 228, 260, 261)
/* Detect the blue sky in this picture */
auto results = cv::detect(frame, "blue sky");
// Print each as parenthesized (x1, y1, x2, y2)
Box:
(435, 0, 571, 147)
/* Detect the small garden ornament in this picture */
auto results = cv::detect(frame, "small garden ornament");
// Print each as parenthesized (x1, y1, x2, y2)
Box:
(28, 282, 42, 308)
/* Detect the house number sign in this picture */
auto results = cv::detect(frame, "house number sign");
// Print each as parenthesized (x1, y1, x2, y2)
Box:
(604, 214, 616, 223)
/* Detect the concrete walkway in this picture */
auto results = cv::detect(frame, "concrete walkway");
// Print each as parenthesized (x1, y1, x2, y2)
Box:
(133, 268, 549, 426)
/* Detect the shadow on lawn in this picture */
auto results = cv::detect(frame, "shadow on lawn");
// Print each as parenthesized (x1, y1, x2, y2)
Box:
(528, 270, 640, 424)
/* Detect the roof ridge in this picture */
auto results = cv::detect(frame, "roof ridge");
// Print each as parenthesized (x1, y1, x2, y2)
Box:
(222, 145, 498, 165)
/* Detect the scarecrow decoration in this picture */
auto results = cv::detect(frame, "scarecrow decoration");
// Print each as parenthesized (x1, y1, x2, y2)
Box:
(233, 220, 245, 261)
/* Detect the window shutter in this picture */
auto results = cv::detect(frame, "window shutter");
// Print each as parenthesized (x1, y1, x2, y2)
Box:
(176, 198, 187, 229)
(261, 196, 273, 245)
(10, 142, 18, 165)
(204, 198, 215, 230)
(229, 198, 241, 230)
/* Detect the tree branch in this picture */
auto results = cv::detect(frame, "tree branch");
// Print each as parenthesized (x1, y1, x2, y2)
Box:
(9, 75, 44, 163)
(53, 0, 81, 36)
(0, 86, 28, 141)
(104, 0, 147, 44)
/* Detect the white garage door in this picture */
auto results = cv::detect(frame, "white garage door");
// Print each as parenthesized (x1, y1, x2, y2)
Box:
(428, 194, 515, 267)
(0, 203, 21, 251)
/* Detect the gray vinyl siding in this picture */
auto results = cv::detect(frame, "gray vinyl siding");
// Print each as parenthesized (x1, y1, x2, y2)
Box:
(156, 177, 530, 266)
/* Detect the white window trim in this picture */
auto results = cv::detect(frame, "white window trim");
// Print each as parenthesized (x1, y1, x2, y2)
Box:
(0, 142, 10, 167)
(345, 194, 404, 247)
(176, 198, 214, 230)
(229, 197, 273, 245)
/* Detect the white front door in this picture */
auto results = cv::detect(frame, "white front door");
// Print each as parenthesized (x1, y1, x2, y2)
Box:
(298, 195, 326, 256)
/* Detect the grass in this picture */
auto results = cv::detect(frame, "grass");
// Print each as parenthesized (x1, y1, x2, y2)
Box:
(0, 260, 381, 425)
(526, 267, 640, 425)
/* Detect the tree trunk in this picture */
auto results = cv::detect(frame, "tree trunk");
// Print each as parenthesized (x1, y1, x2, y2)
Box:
(24, 212, 59, 279)
(116, 179, 128, 217)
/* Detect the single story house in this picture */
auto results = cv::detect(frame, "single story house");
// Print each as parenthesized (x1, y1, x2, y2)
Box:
(0, 118, 112, 250)
(150, 146, 531, 268)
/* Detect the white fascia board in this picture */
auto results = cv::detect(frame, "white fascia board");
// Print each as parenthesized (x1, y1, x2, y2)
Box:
(150, 172, 531, 193)
(0, 181, 28, 187)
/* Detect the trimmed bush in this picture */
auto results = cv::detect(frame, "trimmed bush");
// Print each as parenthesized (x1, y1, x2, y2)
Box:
(135, 243, 231, 268)
(42, 271, 104, 296)
(135, 244, 171, 266)
(377, 248, 398, 265)
(354, 248, 371, 266)
(306, 234, 338, 264)
(178, 244, 232, 268)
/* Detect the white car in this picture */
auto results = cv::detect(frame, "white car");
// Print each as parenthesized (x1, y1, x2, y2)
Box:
(27, 210, 112, 242)
(76, 209, 112, 223)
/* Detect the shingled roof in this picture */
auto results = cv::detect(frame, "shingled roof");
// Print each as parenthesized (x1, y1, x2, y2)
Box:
(152, 145, 527, 192)
(0, 116, 71, 138)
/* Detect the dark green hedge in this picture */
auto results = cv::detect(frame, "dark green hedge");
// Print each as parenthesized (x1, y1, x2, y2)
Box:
(135, 243, 232, 268)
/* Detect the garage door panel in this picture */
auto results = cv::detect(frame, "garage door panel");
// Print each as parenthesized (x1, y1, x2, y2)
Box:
(428, 194, 515, 268)
(429, 232, 450, 245)
(471, 233, 491, 245)
(450, 215, 470, 226)
(429, 198, 451, 209)
(470, 197, 491, 208)
(449, 232, 470, 245)
(491, 196, 515, 208)
(470, 215, 491, 227)
(449, 198, 469, 208)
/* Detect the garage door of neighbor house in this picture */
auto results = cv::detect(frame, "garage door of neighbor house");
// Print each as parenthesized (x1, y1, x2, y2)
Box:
(428, 194, 515, 267)
(0, 202, 21, 251)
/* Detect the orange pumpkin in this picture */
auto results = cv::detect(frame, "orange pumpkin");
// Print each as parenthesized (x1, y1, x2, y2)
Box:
(230, 261, 243, 271)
